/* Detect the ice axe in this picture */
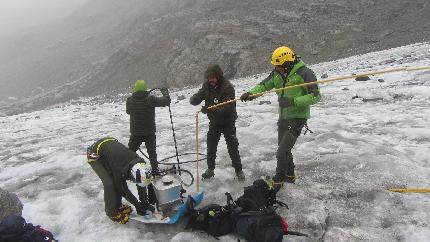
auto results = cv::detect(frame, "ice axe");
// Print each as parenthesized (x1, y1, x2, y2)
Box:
(146, 87, 182, 175)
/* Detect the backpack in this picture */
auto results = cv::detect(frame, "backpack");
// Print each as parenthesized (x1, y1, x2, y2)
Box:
(185, 193, 236, 237)
(236, 178, 288, 211)
(0, 215, 56, 242)
(233, 208, 285, 242)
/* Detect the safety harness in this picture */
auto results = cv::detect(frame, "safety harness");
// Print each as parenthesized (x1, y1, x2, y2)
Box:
(87, 138, 117, 163)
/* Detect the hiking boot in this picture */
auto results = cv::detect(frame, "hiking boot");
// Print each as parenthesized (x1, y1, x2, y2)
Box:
(235, 170, 245, 181)
(202, 169, 215, 179)
(285, 175, 296, 184)
(119, 204, 132, 215)
(272, 174, 285, 192)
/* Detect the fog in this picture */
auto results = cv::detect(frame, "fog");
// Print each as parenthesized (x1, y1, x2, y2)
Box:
(0, 0, 428, 114)
(0, 0, 88, 38)
(0, 0, 183, 107)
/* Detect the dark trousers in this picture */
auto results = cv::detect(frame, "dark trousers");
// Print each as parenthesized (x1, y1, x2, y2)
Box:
(207, 123, 242, 172)
(128, 133, 158, 169)
(276, 119, 306, 177)
(90, 160, 121, 216)
(137, 184, 156, 205)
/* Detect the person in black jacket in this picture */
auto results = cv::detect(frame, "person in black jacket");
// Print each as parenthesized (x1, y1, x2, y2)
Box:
(87, 138, 156, 224)
(190, 64, 245, 181)
(126, 80, 170, 171)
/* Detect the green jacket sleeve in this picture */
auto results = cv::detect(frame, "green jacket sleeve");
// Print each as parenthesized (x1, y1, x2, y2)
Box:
(294, 67, 321, 107)
(249, 71, 277, 95)
(294, 92, 321, 107)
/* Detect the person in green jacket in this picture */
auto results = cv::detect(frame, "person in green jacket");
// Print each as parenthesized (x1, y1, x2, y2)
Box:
(240, 46, 321, 185)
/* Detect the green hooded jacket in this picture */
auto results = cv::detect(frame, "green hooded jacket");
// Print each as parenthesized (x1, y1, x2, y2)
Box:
(249, 60, 321, 119)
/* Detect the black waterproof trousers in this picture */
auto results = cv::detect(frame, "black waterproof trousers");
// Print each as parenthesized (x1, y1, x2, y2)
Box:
(207, 122, 242, 172)
(128, 133, 158, 169)
(276, 118, 306, 178)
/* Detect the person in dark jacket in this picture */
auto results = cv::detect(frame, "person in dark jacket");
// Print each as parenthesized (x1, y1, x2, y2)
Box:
(87, 138, 156, 224)
(190, 64, 245, 181)
(126, 79, 170, 171)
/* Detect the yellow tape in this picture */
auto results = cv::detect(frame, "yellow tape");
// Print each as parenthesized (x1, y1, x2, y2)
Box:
(389, 188, 430, 193)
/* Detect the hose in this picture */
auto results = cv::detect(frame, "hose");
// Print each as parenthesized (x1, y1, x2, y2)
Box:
(158, 152, 207, 165)
(156, 167, 195, 187)
(176, 169, 195, 187)
(138, 149, 206, 165)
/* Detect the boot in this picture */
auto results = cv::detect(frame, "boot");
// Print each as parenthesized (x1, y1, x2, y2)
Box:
(136, 201, 155, 216)
(235, 170, 245, 181)
(118, 204, 132, 215)
(285, 175, 296, 184)
(272, 173, 285, 192)
(202, 169, 215, 179)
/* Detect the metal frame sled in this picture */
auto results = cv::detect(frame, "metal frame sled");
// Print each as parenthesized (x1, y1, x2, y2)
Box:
(130, 192, 204, 224)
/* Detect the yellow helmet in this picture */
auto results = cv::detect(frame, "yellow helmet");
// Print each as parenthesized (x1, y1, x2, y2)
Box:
(271, 46, 296, 66)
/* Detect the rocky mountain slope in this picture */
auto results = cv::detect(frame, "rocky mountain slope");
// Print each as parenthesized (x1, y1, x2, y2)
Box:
(1, 0, 429, 115)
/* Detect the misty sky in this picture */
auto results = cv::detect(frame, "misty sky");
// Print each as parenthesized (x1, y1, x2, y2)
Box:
(0, 0, 88, 38)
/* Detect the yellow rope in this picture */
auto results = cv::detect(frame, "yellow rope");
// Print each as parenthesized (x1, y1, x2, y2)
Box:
(389, 188, 430, 193)
(207, 65, 430, 110)
(195, 65, 430, 191)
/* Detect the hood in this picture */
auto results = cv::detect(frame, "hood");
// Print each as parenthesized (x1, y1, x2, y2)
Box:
(204, 64, 225, 85)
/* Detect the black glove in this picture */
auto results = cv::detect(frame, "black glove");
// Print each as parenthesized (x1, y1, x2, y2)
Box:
(240, 92, 253, 102)
(136, 202, 155, 216)
(160, 87, 169, 96)
(201, 106, 208, 114)
(279, 97, 295, 107)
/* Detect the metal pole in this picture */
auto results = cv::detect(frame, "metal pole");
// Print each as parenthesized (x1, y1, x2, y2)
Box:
(195, 111, 200, 192)
(168, 105, 181, 175)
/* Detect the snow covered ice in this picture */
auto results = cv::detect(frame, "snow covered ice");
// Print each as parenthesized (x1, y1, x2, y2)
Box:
(1, 43, 430, 241)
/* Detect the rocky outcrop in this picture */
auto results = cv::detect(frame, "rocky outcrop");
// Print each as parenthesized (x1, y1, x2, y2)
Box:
(0, 188, 23, 222)
(1, 0, 429, 115)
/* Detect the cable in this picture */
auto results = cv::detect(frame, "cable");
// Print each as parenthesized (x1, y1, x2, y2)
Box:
(135, 87, 206, 188)
(158, 152, 207, 165)
(155, 167, 195, 187)
(176, 169, 194, 187)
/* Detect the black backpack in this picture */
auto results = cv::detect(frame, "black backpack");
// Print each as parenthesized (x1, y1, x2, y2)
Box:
(185, 193, 236, 237)
(0, 215, 57, 242)
(233, 208, 284, 242)
(236, 178, 287, 211)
